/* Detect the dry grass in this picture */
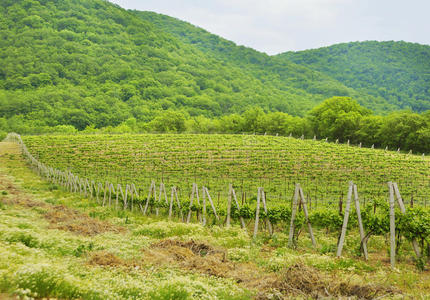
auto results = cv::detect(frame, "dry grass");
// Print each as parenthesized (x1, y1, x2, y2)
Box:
(45, 204, 125, 236)
(271, 263, 399, 299)
(88, 251, 128, 267)
(141, 239, 399, 299)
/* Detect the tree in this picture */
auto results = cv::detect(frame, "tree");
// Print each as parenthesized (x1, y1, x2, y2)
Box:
(149, 111, 187, 133)
(309, 97, 370, 142)
(378, 111, 426, 151)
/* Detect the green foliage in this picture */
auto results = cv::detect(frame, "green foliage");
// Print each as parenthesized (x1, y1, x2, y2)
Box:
(7, 264, 82, 299)
(2, 1, 429, 137)
(149, 110, 187, 133)
(5, 231, 39, 248)
(280, 41, 430, 112)
(148, 282, 189, 300)
(0, 0, 351, 134)
(309, 97, 371, 142)
(23, 133, 430, 209)
(137, 11, 390, 114)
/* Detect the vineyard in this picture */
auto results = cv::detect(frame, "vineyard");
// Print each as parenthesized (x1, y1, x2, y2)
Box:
(23, 133, 430, 207)
(1, 132, 430, 299)
(5, 133, 424, 267)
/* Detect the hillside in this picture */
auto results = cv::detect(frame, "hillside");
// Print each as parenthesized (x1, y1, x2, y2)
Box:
(1, 1, 429, 135)
(279, 41, 430, 112)
(0, 0, 365, 134)
(134, 11, 395, 113)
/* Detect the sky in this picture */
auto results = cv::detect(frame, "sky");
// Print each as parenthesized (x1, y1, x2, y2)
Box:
(109, 0, 430, 55)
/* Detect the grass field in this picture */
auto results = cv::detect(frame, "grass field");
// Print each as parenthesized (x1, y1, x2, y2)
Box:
(1, 141, 430, 299)
(23, 134, 430, 207)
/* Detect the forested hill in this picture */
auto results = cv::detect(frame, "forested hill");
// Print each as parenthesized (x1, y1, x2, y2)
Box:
(0, 0, 428, 135)
(278, 41, 430, 112)
(0, 0, 364, 133)
(134, 11, 394, 113)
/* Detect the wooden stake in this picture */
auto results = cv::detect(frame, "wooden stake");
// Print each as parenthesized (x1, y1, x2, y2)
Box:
(202, 187, 207, 226)
(231, 187, 246, 230)
(253, 188, 261, 239)
(116, 184, 124, 210)
(186, 183, 196, 223)
(169, 187, 174, 220)
(392, 182, 421, 259)
(388, 182, 396, 269)
(288, 184, 300, 247)
(261, 188, 273, 235)
(337, 182, 353, 257)
(226, 184, 233, 226)
(299, 186, 316, 247)
(144, 181, 155, 215)
(204, 187, 219, 221)
(353, 184, 368, 260)
(124, 184, 129, 209)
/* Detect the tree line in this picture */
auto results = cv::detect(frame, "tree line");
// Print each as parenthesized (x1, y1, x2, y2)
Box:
(2, 97, 429, 154)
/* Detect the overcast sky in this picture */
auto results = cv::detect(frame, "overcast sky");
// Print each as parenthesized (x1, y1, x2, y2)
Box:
(109, 0, 430, 55)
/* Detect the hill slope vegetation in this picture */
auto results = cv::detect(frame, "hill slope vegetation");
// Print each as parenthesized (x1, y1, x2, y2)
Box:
(0, 0, 363, 133)
(0, 0, 429, 137)
(279, 41, 430, 112)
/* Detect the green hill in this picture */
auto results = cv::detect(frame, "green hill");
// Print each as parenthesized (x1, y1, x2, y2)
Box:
(0, 1, 428, 135)
(0, 0, 359, 133)
(134, 11, 395, 113)
(278, 41, 430, 112)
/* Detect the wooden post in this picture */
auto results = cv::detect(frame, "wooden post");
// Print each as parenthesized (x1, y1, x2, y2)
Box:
(202, 186, 207, 226)
(195, 184, 202, 223)
(174, 187, 184, 222)
(388, 182, 396, 269)
(288, 184, 300, 247)
(226, 184, 233, 226)
(186, 183, 196, 223)
(204, 187, 219, 221)
(108, 183, 115, 207)
(392, 183, 421, 259)
(168, 187, 174, 220)
(232, 187, 246, 230)
(261, 188, 273, 235)
(130, 183, 138, 212)
(337, 182, 353, 257)
(116, 184, 124, 210)
(299, 186, 316, 247)
(253, 188, 261, 239)
(353, 184, 368, 260)
(124, 184, 130, 210)
(144, 181, 155, 215)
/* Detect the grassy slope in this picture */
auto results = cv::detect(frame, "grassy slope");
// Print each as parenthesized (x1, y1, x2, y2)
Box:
(0, 141, 430, 299)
